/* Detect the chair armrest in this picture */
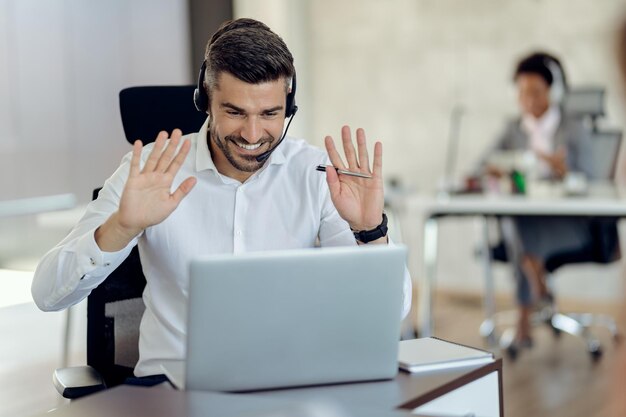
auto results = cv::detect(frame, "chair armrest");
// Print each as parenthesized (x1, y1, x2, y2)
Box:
(53, 366, 106, 399)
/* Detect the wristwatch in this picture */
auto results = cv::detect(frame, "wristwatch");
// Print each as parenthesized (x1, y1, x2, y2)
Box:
(352, 213, 388, 243)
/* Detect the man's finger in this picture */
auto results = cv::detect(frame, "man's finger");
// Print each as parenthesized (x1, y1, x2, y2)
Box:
(325, 164, 341, 200)
(155, 130, 182, 172)
(341, 125, 359, 170)
(356, 128, 370, 173)
(372, 141, 383, 178)
(143, 131, 169, 172)
(165, 139, 192, 175)
(129, 140, 143, 178)
(324, 136, 347, 170)
(170, 176, 197, 203)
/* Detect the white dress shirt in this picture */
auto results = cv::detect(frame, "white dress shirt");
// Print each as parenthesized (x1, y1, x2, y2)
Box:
(32, 118, 412, 376)
(521, 105, 561, 179)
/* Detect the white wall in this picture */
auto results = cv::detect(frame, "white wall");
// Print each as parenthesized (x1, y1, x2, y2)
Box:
(0, 0, 192, 202)
(306, 0, 626, 191)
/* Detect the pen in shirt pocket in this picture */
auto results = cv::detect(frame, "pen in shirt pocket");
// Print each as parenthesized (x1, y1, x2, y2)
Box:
(315, 165, 372, 179)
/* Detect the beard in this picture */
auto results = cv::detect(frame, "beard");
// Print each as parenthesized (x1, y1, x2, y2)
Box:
(209, 124, 276, 173)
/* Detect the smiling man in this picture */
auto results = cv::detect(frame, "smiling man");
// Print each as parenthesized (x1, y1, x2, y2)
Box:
(31, 18, 411, 381)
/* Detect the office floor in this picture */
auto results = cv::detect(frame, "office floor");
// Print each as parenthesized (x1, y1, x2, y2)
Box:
(0, 291, 623, 417)
(431, 291, 626, 417)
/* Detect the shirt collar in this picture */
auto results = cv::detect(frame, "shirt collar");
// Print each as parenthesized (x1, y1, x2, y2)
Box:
(521, 105, 561, 134)
(195, 117, 288, 173)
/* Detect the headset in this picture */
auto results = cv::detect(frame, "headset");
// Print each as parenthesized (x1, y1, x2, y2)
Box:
(193, 61, 298, 163)
(192, 23, 299, 163)
(193, 60, 298, 119)
(543, 54, 568, 105)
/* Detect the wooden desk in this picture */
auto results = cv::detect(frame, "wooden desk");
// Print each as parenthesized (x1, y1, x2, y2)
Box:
(35, 359, 503, 417)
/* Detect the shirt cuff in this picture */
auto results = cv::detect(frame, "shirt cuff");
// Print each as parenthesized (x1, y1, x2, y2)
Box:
(75, 227, 133, 281)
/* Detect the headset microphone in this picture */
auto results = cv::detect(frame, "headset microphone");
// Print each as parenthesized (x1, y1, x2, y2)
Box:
(255, 72, 298, 162)
(255, 110, 297, 162)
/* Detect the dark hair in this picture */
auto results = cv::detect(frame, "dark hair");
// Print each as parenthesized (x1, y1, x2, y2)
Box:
(203, 18, 295, 100)
(514, 52, 567, 89)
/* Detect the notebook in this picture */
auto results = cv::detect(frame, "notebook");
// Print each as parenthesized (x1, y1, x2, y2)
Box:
(162, 245, 407, 392)
(398, 337, 494, 373)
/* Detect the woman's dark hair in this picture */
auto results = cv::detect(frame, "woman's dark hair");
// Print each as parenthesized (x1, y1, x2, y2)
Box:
(514, 52, 568, 89)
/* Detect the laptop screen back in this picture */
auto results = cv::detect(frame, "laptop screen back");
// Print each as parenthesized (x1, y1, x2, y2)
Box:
(186, 245, 406, 392)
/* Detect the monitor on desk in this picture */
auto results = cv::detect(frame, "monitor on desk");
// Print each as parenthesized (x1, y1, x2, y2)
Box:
(161, 245, 407, 392)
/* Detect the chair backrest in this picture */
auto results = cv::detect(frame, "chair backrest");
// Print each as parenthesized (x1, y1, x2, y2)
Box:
(119, 85, 206, 144)
(544, 217, 621, 272)
(586, 130, 623, 181)
(87, 188, 146, 387)
(86, 85, 203, 387)
(545, 130, 623, 272)
(563, 87, 606, 121)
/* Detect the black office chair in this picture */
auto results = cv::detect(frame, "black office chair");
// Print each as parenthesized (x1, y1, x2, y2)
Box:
(53, 85, 204, 399)
(119, 85, 207, 144)
(541, 217, 621, 359)
(481, 129, 623, 360)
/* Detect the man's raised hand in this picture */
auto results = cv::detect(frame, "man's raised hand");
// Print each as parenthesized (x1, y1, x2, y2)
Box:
(96, 129, 196, 251)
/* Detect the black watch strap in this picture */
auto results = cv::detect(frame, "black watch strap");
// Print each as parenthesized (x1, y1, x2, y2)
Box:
(352, 213, 388, 243)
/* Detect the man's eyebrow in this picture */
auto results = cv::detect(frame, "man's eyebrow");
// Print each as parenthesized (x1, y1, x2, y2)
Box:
(261, 106, 284, 113)
(220, 103, 284, 114)
(221, 102, 246, 113)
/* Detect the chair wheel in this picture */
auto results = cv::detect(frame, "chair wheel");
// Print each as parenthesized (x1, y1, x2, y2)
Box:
(590, 347, 603, 361)
(588, 340, 603, 361)
(506, 344, 519, 361)
(401, 327, 418, 341)
(550, 324, 562, 338)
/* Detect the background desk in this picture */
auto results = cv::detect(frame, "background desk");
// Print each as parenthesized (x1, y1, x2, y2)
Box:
(0, 194, 76, 218)
(392, 184, 626, 337)
(36, 359, 503, 417)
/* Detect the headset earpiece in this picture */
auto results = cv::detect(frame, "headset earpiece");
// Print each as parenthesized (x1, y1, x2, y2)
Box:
(193, 61, 209, 113)
(544, 57, 567, 105)
(285, 72, 298, 118)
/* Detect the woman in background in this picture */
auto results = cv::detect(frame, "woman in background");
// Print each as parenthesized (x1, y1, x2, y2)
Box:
(482, 52, 595, 349)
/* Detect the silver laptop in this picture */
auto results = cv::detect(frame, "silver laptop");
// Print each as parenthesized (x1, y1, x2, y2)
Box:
(162, 245, 406, 392)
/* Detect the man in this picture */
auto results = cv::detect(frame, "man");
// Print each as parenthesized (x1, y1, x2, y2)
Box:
(482, 52, 594, 349)
(31, 18, 411, 378)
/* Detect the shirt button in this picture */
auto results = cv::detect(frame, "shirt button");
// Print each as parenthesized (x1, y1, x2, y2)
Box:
(104, 262, 110, 267)
(236, 230, 242, 236)
(90, 257, 96, 266)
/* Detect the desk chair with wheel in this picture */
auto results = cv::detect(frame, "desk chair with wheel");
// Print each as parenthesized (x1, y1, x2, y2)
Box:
(481, 129, 623, 360)
(53, 85, 205, 399)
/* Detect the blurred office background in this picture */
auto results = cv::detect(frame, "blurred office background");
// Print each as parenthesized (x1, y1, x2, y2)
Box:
(1, 0, 626, 416)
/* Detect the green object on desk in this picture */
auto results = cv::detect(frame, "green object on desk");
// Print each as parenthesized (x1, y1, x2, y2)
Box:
(510, 170, 526, 195)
